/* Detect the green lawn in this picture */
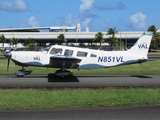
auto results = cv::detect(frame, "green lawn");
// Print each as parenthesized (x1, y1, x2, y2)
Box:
(0, 88, 160, 110)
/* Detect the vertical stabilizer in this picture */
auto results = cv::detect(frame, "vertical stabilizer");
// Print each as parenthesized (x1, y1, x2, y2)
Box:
(127, 32, 152, 58)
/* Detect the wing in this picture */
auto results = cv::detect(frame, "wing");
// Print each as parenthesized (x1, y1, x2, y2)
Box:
(50, 55, 81, 69)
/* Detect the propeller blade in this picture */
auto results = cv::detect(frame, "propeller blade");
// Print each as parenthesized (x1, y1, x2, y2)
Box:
(5, 51, 12, 71)
(7, 55, 11, 71)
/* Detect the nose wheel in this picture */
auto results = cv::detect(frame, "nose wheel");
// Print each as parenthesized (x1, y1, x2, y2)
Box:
(15, 67, 32, 77)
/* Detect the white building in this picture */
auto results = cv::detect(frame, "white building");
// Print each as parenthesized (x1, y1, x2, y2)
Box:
(0, 23, 145, 47)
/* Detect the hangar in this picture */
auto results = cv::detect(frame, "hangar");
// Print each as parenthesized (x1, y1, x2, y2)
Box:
(0, 23, 144, 48)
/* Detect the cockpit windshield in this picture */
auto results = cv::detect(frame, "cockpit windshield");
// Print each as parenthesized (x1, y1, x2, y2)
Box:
(40, 46, 51, 53)
(50, 48, 63, 55)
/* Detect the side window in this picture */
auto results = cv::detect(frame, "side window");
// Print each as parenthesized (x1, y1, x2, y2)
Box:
(64, 49, 73, 56)
(77, 51, 88, 57)
(50, 48, 62, 55)
(90, 54, 97, 57)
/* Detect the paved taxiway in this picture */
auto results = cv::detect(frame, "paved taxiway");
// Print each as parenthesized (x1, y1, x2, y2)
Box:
(0, 105, 160, 120)
(0, 74, 160, 88)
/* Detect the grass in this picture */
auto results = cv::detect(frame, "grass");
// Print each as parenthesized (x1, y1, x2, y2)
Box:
(0, 88, 160, 110)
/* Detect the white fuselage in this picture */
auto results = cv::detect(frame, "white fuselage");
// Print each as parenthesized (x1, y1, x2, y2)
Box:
(11, 45, 143, 69)
(10, 32, 153, 70)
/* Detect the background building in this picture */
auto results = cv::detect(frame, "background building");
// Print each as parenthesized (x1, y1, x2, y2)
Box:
(0, 23, 144, 48)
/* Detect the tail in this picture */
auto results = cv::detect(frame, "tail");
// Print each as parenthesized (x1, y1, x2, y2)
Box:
(127, 32, 153, 58)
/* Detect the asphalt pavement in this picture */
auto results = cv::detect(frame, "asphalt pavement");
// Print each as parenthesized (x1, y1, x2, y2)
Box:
(0, 74, 160, 88)
(0, 105, 160, 120)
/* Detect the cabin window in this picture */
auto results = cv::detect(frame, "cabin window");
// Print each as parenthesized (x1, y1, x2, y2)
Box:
(77, 51, 88, 57)
(64, 49, 73, 56)
(50, 48, 62, 55)
(90, 54, 97, 57)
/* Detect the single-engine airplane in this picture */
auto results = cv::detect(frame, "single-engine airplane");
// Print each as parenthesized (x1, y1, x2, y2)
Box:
(4, 32, 152, 77)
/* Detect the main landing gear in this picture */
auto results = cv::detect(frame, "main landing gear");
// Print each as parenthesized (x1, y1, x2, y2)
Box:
(55, 66, 72, 78)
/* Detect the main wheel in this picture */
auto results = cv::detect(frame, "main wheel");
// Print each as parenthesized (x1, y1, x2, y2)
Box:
(17, 75, 24, 77)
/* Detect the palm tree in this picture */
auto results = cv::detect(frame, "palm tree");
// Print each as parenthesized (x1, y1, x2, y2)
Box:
(107, 27, 118, 37)
(0, 34, 6, 47)
(147, 25, 157, 35)
(150, 31, 160, 49)
(57, 33, 67, 45)
(147, 25, 160, 50)
(24, 38, 35, 47)
(106, 27, 119, 47)
(11, 37, 19, 48)
(93, 32, 104, 47)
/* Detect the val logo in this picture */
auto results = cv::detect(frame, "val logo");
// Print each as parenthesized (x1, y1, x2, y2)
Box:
(138, 42, 148, 49)
(33, 56, 40, 61)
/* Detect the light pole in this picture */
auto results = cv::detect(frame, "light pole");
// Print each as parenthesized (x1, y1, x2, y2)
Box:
(76, 32, 77, 47)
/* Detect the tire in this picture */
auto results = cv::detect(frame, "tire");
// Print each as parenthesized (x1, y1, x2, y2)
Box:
(17, 75, 24, 77)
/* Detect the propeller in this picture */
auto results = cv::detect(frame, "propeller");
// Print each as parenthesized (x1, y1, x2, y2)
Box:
(7, 54, 11, 71)
(4, 50, 12, 71)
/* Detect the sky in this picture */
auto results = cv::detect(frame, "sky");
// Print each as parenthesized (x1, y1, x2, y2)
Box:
(0, 0, 160, 32)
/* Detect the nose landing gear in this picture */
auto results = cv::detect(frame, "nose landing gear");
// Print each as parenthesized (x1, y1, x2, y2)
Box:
(15, 67, 32, 77)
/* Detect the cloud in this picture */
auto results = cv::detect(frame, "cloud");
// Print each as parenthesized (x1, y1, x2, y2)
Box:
(81, 18, 92, 29)
(0, 0, 28, 12)
(79, 0, 94, 12)
(62, 14, 80, 26)
(102, 18, 110, 30)
(60, 14, 93, 31)
(60, 0, 95, 31)
(80, 10, 97, 18)
(129, 12, 146, 30)
(95, 1, 126, 10)
(79, 0, 96, 18)
(28, 16, 40, 27)
(78, 0, 96, 31)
